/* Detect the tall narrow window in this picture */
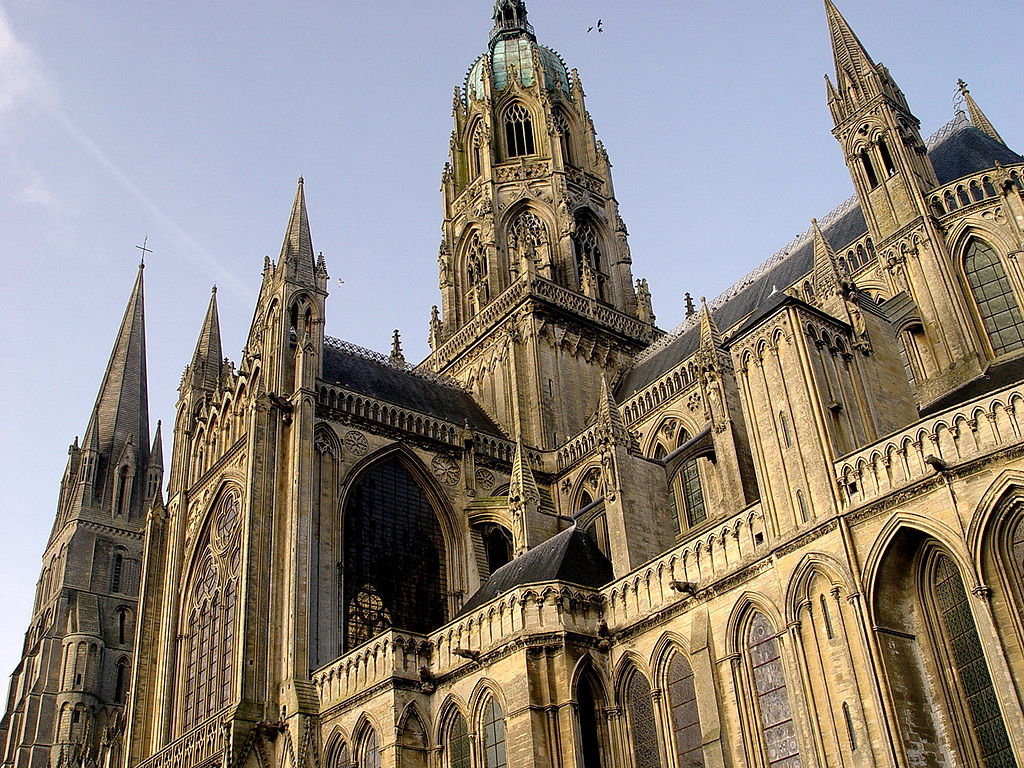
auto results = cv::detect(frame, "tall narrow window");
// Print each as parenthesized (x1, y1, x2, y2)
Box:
(343, 459, 447, 651)
(577, 676, 604, 768)
(878, 139, 896, 176)
(747, 612, 802, 767)
(964, 238, 1024, 356)
(359, 728, 381, 768)
(666, 654, 705, 768)
(470, 127, 483, 179)
(861, 150, 879, 188)
(681, 459, 707, 527)
(624, 671, 662, 768)
(117, 608, 127, 644)
(508, 211, 545, 274)
(447, 713, 471, 768)
(111, 553, 124, 593)
(115, 466, 131, 517)
(114, 657, 130, 703)
(553, 109, 573, 165)
(572, 219, 606, 299)
(504, 103, 535, 157)
(842, 703, 857, 751)
(819, 594, 834, 640)
(780, 413, 792, 448)
(931, 554, 1014, 768)
(482, 698, 508, 768)
(466, 234, 490, 310)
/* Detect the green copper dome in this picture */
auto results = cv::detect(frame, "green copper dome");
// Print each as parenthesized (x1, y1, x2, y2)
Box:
(465, 40, 570, 100)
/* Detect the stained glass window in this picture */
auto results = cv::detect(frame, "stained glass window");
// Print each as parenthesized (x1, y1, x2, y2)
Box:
(932, 554, 1015, 768)
(667, 654, 704, 768)
(343, 459, 447, 651)
(964, 239, 1024, 356)
(625, 671, 662, 768)
(482, 698, 508, 768)
(1012, 517, 1024, 579)
(447, 713, 471, 768)
(505, 103, 535, 157)
(359, 729, 381, 768)
(747, 613, 801, 768)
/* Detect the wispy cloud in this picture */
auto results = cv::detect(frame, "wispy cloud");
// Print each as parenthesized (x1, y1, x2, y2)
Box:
(0, 5, 249, 296)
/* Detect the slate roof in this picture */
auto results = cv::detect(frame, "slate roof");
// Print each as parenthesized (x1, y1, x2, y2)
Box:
(457, 527, 614, 616)
(617, 117, 1023, 400)
(321, 343, 503, 435)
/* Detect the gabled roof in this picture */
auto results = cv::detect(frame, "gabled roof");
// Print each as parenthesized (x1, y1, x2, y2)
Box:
(616, 116, 1022, 401)
(456, 526, 613, 616)
(321, 340, 503, 435)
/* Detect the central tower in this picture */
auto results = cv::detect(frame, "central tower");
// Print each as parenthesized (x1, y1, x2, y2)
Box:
(423, 0, 657, 448)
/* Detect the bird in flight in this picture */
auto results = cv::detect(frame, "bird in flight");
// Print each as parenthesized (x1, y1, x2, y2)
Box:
(587, 19, 603, 33)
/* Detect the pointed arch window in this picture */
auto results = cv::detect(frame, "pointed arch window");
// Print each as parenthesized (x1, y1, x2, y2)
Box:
(666, 653, 705, 768)
(929, 553, 1014, 767)
(504, 103, 535, 157)
(623, 670, 662, 768)
(481, 698, 508, 768)
(470, 126, 484, 179)
(746, 612, 801, 767)
(114, 466, 132, 517)
(678, 430, 707, 529)
(509, 211, 545, 274)
(572, 218, 606, 300)
(552, 109, 573, 166)
(466, 233, 490, 311)
(878, 139, 896, 176)
(446, 712, 471, 768)
(963, 238, 1024, 356)
(110, 551, 125, 593)
(342, 459, 448, 651)
(114, 657, 130, 703)
(358, 728, 381, 768)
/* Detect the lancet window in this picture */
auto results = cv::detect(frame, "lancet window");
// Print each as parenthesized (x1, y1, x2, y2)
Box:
(746, 612, 801, 767)
(963, 238, 1024, 356)
(576, 674, 605, 768)
(666, 653, 705, 767)
(504, 102, 535, 157)
(446, 712, 471, 768)
(508, 211, 545, 274)
(466, 233, 490, 311)
(481, 698, 508, 768)
(929, 553, 1014, 767)
(572, 218, 606, 300)
(552, 109, 573, 165)
(623, 669, 661, 768)
(342, 458, 447, 651)
(359, 728, 381, 768)
(180, 488, 241, 730)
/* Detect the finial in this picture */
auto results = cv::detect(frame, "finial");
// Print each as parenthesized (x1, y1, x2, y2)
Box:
(684, 292, 696, 319)
(211, 285, 217, 295)
(297, 176, 304, 185)
(135, 236, 152, 268)
(389, 329, 406, 367)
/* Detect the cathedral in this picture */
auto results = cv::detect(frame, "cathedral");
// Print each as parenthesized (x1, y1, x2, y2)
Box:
(4, 1, 1024, 767)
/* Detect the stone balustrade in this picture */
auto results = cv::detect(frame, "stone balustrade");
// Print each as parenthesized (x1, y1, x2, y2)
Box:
(136, 710, 225, 768)
(928, 162, 1023, 218)
(835, 383, 1024, 506)
(602, 502, 767, 633)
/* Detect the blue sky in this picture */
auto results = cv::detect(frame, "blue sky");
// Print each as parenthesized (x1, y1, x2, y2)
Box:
(0, 0, 1020, 683)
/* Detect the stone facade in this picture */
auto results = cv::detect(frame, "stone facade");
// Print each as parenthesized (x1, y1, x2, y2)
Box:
(4, 2, 1024, 768)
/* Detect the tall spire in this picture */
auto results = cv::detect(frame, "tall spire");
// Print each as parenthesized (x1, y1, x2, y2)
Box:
(190, 286, 223, 391)
(823, 0, 875, 84)
(84, 263, 150, 467)
(280, 176, 316, 286)
(810, 218, 846, 301)
(958, 79, 1005, 145)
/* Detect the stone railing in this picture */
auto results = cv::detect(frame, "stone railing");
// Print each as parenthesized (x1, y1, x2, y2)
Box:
(313, 630, 431, 712)
(557, 425, 599, 470)
(835, 384, 1024, 507)
(602, 502, 767, 633)
(137, 711, 226, 768)
(421, 275, 656, 373)
(317, 385, 462, 447)
(928, 163, 1023, 219)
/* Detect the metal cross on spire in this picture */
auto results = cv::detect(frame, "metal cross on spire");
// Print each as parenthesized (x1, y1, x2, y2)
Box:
(135, 236, 153, 267)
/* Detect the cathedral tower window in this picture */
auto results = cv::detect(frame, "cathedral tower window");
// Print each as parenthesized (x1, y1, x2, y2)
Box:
(860, 149, 879, 188)
(878, 139, 896, 176)
(114, 657, 130, 703)
(572, 218, 606, 300)
(481, 698, 508, 768)
(342, 458, 447, 652)
(745, 612, 802, 767)
(963, 238, 1024, 357)
(482, 524, 513, 575)
(665, 652, 705, 767)
(504, 103, 535, 157)
(446, 711, 471, 768)
(927, 552, 1014, 767)
(678, 434, 707, 529)
(110, 551, 125, 593)
(466, 233, 490, 312)
(622, 668, 661, 768)
(114, 465, 132, 517)
(508, 210, 545, 274)
(552, 109, 573, 166)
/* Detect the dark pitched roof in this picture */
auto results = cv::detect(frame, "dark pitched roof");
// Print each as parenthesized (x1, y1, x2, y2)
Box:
(616, 119, 1021, 400)
(457, 527, 613, 616)
(321, 343, 503, 435)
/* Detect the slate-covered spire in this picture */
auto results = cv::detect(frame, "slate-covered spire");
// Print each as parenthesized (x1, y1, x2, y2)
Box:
(508, 437, 540, 555)
(698, 297, 723, 352)
(824, 0, 875, 85)
(84, 263, 150, 470)
(810, 218, 846, 301)
(280, 176, 316, 286)
(958, 79, 1006, 146)
(190, 286, 223, 391)
(145, 420, 164, 502)
(597, 375, 628, 446)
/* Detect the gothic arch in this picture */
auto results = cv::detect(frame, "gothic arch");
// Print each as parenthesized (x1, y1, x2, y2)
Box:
(468, 678, 508, 723)
(724, 592, 786, 656)
(784, 551, 855, 623)
(966, 470, 1024, 564)
(612, 650, 654, 690)
(650, 631, 692, 681)
(322, 727, 351, 768)
(434, 695, 470, 748)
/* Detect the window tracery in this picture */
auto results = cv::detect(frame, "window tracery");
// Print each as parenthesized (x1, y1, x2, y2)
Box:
(508, 211, 545, 273)
(963, 238, 1024, 356)
(481, 698, 508, 768)
(446, 712, 471, 768)
(342, 459, 447, 651)
(666, 653, 705, 768)
(572, 218, 606, 300)
(504, 103, 535, 157)
(466, 233, 490, 312)
(552, 109, 573, 165)
(624, 670, 661, 768)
